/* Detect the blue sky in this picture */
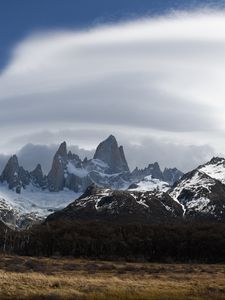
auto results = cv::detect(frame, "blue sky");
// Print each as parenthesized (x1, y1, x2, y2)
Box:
(0, 0, 225, 172)
(1, 0, 224, 70)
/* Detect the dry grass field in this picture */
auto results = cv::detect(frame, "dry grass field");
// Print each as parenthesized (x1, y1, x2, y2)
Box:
(0, 256, 224, 300)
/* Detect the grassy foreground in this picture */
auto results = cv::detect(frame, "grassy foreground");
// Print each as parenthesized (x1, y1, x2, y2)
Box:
(0, 256, 224, 300)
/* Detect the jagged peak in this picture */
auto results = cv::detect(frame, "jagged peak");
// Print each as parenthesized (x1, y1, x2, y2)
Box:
(194, 157, 225, 171)
(164, 167, 174, 171)
(154, 162, 160, 167)
(208, 156, 225, 165)
(3, 155, 19, 172)
(106, 134, 117, 143)
(56, 141, 67, 157)
(8, 154, 19, 164)
(31, 163, 43, 174)
(93, 135, 129, 173)
(97, 135, 118, 148)
(146, 162, 161, 170)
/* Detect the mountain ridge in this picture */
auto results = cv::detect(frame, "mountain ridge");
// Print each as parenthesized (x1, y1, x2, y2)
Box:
(0, 135, 182, 194)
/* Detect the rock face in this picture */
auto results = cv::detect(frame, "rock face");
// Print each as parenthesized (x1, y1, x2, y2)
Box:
(47, 142, 68, 192)
(46, 185, 183, 224)
(94, 135, 129, 173)
(47, 141, 92, 192)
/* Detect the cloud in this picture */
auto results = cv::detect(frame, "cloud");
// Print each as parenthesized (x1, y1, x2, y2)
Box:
(0, 10, 224, 169)
(123, 138, 215, 172)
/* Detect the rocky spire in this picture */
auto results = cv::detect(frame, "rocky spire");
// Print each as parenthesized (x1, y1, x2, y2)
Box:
(149, 162, 163, 180)
(94, 135, 130, 174)
(30, 164, 45, 188)
(1, 155, 30, 193)
(56, 141, 67, 158)
(47, 142, 68, 191)
(1, 155, 19, 187)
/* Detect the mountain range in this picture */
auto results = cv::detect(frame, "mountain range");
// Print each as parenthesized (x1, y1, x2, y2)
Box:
(46, 156, 225, 224)
(0, 135, 182, 194)
(1, 135, 225, 228)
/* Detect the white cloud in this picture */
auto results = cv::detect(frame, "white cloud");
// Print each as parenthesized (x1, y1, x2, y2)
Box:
(0, 10, 224, 169)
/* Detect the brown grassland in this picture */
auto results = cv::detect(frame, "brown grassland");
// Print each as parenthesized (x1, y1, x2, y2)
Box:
(0, 256, 224, 300)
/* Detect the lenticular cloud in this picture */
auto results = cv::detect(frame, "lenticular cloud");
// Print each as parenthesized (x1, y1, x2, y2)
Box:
(0, 10, 225, 155)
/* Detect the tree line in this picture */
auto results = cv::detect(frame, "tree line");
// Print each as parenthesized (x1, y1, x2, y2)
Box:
(0, 220, 224, 263)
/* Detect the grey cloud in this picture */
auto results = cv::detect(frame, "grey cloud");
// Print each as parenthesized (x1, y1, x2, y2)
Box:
(123, 138, 215, 172)
(0, 76, 214, 133)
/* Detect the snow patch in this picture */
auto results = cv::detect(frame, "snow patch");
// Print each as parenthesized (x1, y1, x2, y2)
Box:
(199, 161, 225, 184)
(129, 175, 169, 192)
(186, 197, 211, 212)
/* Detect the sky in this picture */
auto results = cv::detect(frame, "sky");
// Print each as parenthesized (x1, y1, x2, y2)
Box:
(0, 0, 225, 173)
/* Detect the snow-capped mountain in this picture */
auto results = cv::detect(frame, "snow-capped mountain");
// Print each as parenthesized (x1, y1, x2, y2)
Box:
(198, 157, 225, 184)
(47, 135, 131, 192)
(0, 135, 182, 227)
(46, 156, 225, 224)
(170, 157, 225, 221)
